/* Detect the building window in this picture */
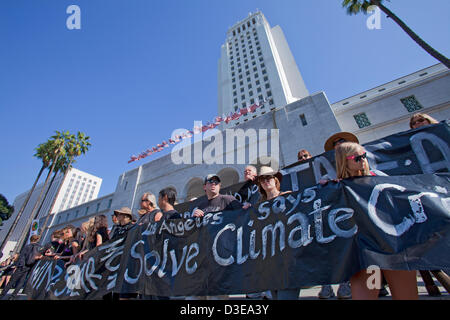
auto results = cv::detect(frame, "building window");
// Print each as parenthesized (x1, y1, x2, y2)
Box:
(124, 181, 128, 191)
(85, 206, 90, 215)
(299, 114, 307, 126)
(267, 91, 272, 97)
(400, 95, 423, 112)
(107, 199, 112, 209)
(96, 203, 101, 213)
(353, 112, 371, 128)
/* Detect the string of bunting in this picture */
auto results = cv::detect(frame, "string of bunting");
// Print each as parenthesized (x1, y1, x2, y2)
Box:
(127, 99, 268, 163)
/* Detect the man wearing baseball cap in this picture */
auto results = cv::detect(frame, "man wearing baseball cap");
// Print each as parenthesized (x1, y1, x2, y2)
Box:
(193, 174, 244, 218)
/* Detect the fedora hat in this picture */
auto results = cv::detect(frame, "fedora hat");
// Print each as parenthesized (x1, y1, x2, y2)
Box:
(257, 166, 283, 183)
(113, 207, 133, 218)
(324, 132, 359, 152)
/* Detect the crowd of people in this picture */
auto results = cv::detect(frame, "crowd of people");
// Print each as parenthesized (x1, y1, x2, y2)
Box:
(0, 112, 447, 300)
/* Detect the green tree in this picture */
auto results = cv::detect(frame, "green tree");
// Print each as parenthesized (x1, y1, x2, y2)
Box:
(342, 0, 450, 68)
(14, 134, 67, 252)
(39, 131, 91, 242)
(0, 194, 14, 227)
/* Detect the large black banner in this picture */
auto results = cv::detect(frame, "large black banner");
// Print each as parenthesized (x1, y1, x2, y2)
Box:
(25, 122, 450, 299)
(26, 173, 450, 299)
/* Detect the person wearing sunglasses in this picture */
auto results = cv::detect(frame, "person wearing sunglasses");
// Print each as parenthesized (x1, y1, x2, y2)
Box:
(335, 142, 418, 300)
(409, 113, 439, 129)
(256, 166, 303, 300)
(319, 132, 360, 299)
(193, 174, 249, 218)
(297, 149, 312, 163)
(138, 192, 162, 225)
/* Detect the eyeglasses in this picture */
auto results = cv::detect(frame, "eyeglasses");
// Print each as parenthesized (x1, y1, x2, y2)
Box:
(333, 138, 347, 147)
(346, 152, 367, 163)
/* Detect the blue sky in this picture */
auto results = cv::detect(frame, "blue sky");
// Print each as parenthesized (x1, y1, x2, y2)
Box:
(1, 0, 449, 203)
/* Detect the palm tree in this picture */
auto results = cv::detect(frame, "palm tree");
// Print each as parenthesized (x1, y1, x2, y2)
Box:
(341, 0, 450, 68)
(39, 131, 91, 242)
(14, 133, 66, 253)
(0, 140, 55, 255)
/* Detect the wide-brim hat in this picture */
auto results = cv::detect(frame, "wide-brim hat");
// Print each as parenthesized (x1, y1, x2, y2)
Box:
(324, 132, 359, 152)
(257, 166, 283, 183)
(204, 174, 221, 184)
(114, 207, 133, 218)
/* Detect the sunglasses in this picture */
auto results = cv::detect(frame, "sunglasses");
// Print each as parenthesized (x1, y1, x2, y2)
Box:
(332, 138, 347, 147)
(259, 175, 274, 182)
(206, 179, 220, 185)
(346, 152, 367, 163)
(298, 154, 310, 160)
(141, 199, 149, 203)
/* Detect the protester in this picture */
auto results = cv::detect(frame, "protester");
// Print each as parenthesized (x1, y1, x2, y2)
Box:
(0, 254, 18, 292)
(53, 225, 82, 262)
(158, 187, 181, 220)
(297, 149, 312, 162)
(138, 192, 162, 225)
(237, 165, 258, 204)
(407, 113, 444, 296)
(256, 166, 300, 300)
(109, 213, 119, 237)
(111, 207, 135, 240)
(317, 132, 360, 299)
(409, 113, 439, 129)
(109, 207, 138, 299)
(0, 235, 44, 300)
(190, 174, 249, 300)
(335, 142, 419, 300)
(193, 174, 248, 218)
(88, 215, 110, 249)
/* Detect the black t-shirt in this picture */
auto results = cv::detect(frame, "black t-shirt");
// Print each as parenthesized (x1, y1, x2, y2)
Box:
(197, 194, 242, 214)
(17, 243, 42, 269)
(163, 209, 181, 220)
(88, 227, 110, 250)
(237, 180, 258, 203)
(96, 227, 110, 243)
(111, 222, 133, 239)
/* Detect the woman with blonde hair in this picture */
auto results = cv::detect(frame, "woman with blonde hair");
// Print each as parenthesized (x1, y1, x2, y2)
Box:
(335, 142, 418, 300)
(409, 113, 439, 129)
